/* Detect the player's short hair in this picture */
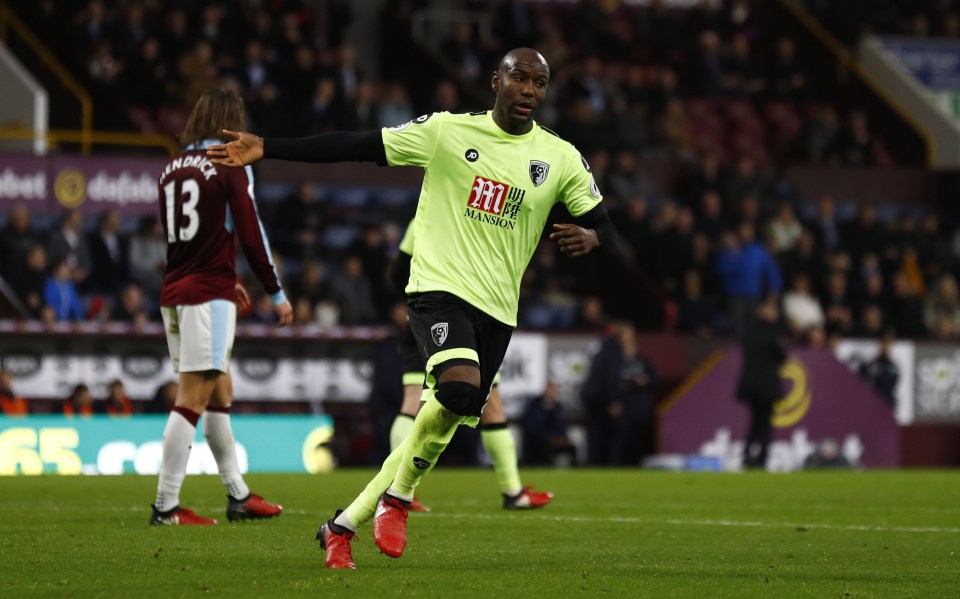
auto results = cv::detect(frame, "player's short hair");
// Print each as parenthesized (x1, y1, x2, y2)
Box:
(181, 88, 245, 147)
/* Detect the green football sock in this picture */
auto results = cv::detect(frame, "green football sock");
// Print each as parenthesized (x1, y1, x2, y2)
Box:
(389, 413, 416, 452)
(481, 424, 523, 497)
(388, 394, 464, 500)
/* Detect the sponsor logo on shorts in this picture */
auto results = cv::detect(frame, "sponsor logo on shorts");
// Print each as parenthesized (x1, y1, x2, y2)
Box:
(431, 322, 448, 346)
(413, 457, 430, 469)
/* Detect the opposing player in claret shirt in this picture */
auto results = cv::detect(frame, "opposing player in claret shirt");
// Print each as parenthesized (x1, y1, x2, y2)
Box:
(209, 48, 617, 567)
(150, 88, 293, 526)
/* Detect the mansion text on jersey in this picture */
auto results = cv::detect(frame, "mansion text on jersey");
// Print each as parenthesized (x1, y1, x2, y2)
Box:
(158, 155, 218, 183)
(463, 206, 516, 230)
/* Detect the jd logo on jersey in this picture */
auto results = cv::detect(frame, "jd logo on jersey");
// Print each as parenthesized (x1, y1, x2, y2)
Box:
(431, 322, 449, 346)
(529, 160, 550, 187)
(465, 148, 479, 162)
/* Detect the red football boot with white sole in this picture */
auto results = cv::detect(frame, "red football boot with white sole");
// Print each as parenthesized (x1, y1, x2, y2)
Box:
(227, 493, 283, 522)
(373, 493, 409, 558)
(503, 486, 554, 510)
(150, 505, 218, 526)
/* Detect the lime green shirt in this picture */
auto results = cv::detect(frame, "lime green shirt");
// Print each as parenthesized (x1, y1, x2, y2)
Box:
(382, 111, 602, 327)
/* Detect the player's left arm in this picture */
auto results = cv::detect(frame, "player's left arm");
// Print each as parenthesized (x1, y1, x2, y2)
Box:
(225, 168, 291, 319)
(550, 152, 618, 257)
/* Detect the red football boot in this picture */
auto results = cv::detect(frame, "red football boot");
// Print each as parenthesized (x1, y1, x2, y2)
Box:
(373, 493, 409, 558)
(409, 496, 431, 512)
(150, 505, 218, 526)
(316, 517, 358, 569)
(227, 493, 283, 522)
(503, 486, 554, 510)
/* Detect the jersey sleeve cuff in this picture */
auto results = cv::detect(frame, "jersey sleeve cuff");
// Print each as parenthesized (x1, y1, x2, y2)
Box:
(270, 290, 287, 305)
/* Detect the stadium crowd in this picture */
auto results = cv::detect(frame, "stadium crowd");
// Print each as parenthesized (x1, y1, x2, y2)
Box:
(2, 0, 957, 344)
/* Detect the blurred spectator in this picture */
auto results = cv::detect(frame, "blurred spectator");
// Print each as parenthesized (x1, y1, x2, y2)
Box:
(522, 381, 576, 466)
(803, 439, 853, 469)
(103, 379, 133, 416)
(146, 380, 177, 414)
(573, 295, 608, 332)
(114, 282, 150, 323)
(821, 272, 855, 336)
(11, 245, 48, 317)
(607, 151, 655, 204)
(367, 302, 408, 463)
(679, 154, 723, 206)
(695, 30, 726, 98)
(441, 20, 485, 81)
(63, 384, 98, 416)
(889, 271, 927, 338)
(676, 270, 717, 337)
(292, 297, 316, 325)
(737, 300, 786, 469)
(43, 261, 84, 321)
(767, 36, 807, 103)
(377, 83, 414, 128)
(716, 221, 783, 337)
(723, 156, 764, 207)
(339, 82, 380, 130)
(722, 34, 764, 99)
(859, 332, 899, 408)
(795, 105, 839, 164)
(275, 181, 325, 259)
(0, 204, 39, 286)
(0, 368, 28, 415)
(290, 261, 331, 307)
(783, 273, 825, 337)
(925, 276, 960, 338)
(656, 98, 695, 158)
(809, 195, 840, 251)
(430, 80, 463, 113)
(349, 225, 393, 313)
(767, 203, 803, 253)
(128, 216, 166, 298)
(779, 229, 825, 290)
(47, 209, 91, 287)
(695, 190, 727, 243)
(580, 323, 658, 466)
(124, 37, 169, 107)
(87, 210, 127, 295)
(855, 304, 886, 339)
(329, 256, 377, 325)
(832, 110, 877, 166)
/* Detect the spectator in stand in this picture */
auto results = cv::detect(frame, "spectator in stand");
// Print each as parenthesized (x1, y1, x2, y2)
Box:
(676, 269, 717, 337)
(767, 36, 807, 103)
(147, 380, 178, 414)
(783, 272, 825, 338)
(441, 20, 486, 82)
(795, 105, 839, 164)
(128, 215, 166, 298)
(63, 384, 98, 417)
(581, 322, 659, 466)
(779, 229, 826, 293)
(680, 154, 724, 207)
(340, 82, 380, 131)
(724, 156, 764, 208)
(329, 256, 377, 326)
(607, 151, 655, 204)
(0, 204, 39, 287)
(767, 203, 803, 254)
(104, 379, 133, 416)
(11, 245, 47, 318)
(832, 110, 877, 166)
(859, 332, 899, 409)
(430, 80, 463, 114)
(855, 304, 886, 339)
(822, 271, 855, 336)
(522, 381, 577, 466)
(275, 181, 325, 259)
(125, 37, 169, 107)
(716, 221, 783, 337)
(809, 195, 841, 251)
(890, 271, 927, 338)
(43, 261, 84, 322)
(0, 368, 28, 416)
(113, 282, 150, 323)
(656, 98, 695, 159)
(377, 83, 414, 129)
(695, 30, 726, 98)
(722, 34, 765, 99)
(87, 210, 127, 295)
(925, 275, 960, 338)
(573, 295, 608, 332)
(855, 268, 890, 323)
(349, 225, 393, 314)
(47, 209, 91, 289)
(305, 78, 339, 134)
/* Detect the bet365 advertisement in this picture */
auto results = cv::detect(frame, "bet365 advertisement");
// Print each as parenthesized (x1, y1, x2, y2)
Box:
(0, 415, 334, 476)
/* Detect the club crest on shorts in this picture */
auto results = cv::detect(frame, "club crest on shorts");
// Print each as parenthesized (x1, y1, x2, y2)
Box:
(431, 322, 449, 346)
(529, 160, 550, 187)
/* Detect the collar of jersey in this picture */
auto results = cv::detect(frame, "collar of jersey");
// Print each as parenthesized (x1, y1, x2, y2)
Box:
(183, 138, 223, 151)
(487, 111, 538, 141)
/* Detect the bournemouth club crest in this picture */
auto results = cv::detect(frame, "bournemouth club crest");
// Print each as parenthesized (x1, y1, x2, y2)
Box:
(529, 160, 550, 187)
(431, 322, 449, 346)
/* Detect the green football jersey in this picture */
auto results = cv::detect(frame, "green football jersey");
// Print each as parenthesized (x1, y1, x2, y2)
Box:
(382, 111, 602, 327)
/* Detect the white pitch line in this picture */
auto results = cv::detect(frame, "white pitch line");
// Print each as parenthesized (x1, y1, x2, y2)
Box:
(12, 505, 960, 534)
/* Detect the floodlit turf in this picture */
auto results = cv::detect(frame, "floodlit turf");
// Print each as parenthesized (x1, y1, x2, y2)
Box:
(1, 470, 958, 598)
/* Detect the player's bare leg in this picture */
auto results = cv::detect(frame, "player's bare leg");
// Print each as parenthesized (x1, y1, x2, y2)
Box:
(208, 372, 282, 522)
(151, 370, 219, 525)
(481, 387, 553, 509)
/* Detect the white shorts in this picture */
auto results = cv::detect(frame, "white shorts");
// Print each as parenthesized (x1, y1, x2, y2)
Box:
(161, 300, 236, 373)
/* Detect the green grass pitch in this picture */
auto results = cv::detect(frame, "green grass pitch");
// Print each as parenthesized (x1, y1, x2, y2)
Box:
(1, 470, 957, 597)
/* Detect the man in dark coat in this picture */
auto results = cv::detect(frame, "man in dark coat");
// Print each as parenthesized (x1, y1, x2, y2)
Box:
(737, 300, 787, 468)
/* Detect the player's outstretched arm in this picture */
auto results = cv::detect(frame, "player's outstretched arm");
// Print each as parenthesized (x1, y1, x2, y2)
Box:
(208, 130, 264, 167)
(208, 130, 387, 166)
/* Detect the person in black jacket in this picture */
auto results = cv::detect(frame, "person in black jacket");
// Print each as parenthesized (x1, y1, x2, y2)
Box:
(737, 299, 787, 469)
(581, 322, 659, 465)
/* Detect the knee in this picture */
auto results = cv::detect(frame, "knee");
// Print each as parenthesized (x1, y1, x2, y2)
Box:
(434, 381, 487, 418)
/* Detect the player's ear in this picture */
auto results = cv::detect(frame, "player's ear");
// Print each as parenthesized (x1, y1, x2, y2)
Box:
(491, 71, 500, 92)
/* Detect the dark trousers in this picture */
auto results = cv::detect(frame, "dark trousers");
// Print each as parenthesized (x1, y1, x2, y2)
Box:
(743, 401, 773, 468)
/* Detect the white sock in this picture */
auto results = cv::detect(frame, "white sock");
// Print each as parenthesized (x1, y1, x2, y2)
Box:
(155, 410, 197, 511)
(333, 512, 357, 533)
(203, 410, 250, 500)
